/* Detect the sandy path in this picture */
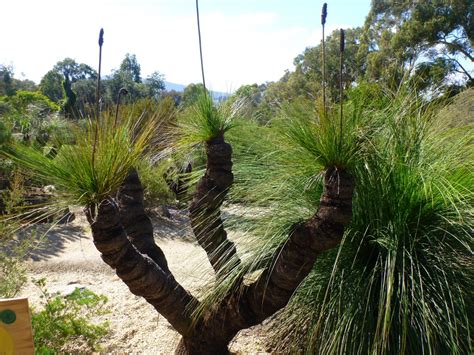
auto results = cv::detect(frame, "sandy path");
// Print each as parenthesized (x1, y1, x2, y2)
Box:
(19, 207, 268, 354)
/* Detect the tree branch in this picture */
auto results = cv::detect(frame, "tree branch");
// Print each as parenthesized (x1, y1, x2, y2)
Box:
(446, 56, 473, 81)
(86, 199, 197, 336)
(189, 134, 241, 275)
(438, 40, 474, 62)
(117, 168, 170, 273)
(244, 167, 354, 321)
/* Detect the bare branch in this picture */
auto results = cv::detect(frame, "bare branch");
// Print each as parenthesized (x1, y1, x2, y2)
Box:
(445, 56, 473, 81)
(438, 39, 474, 62)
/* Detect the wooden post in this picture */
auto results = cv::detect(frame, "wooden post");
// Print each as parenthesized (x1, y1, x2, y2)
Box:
(0, 298, 34, 354)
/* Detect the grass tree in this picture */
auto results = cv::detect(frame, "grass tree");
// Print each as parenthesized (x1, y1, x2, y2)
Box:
(4, 84, 472, 354)
(4, 87, 357, 353)
(3, 3, 471, 353)
(219, 88, 473, 354)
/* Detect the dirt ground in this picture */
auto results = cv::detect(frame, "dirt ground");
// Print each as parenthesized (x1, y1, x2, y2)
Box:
(19, 206, 269, 354)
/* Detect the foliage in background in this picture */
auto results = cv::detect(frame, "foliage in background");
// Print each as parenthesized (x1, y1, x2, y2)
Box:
(32, 278, 109, 354)
(136, 158, 174, 206)
(361, 0, 473, 90)
(0, 65, 37, 96)
(0, 222, 30, 298)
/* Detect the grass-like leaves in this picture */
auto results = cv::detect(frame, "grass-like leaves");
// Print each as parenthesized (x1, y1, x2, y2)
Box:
(4, 109, 162, 206)
(176, 93, 237, 147)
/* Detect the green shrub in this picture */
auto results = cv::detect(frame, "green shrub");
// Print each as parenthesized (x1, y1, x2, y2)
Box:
(31, 278, 109, 354)
(6, 91, 60, 113)
(0, 173, 30, 298)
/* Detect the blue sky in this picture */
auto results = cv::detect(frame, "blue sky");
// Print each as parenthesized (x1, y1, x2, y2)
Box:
(1, 0, 371, 92)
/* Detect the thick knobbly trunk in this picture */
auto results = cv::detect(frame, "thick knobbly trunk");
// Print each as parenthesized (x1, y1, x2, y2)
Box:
(86, 164, 353, 354)
(175, 337, 229, 355)
(189, 134, 240, 274)
(178, 167, 355, 352)
(86, 199, 196, 335)
(117, 168, 170, 273)
(243, 167, 354, 321)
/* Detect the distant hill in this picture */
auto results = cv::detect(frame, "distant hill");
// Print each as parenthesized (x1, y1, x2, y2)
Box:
(164, 81, 230, 100)
(164, 81, 186, 92)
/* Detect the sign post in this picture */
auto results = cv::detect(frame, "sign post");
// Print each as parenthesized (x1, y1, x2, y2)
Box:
(0, 298, 34, 354)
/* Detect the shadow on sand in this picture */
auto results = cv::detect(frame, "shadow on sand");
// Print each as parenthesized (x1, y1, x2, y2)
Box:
(17, 223, 86, 262)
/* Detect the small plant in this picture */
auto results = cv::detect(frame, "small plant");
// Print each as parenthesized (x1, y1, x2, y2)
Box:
(0, 172, 31, 298)
(0, 222, 30, 298)
(31, 278, 109, 354)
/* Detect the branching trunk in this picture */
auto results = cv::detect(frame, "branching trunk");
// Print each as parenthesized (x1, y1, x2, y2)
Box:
(85, 199, 196, 336)
(117, 168, 170, 273)
(85, 143, 354, 354)
(189, 134, 241, 274)
(179, 167, 355, 353)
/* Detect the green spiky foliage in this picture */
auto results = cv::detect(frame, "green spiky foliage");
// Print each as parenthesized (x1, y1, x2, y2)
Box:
(170, 92, 239, 195)
(2, 109, 162, 212)
(188, 96, 369, 321)
(189, 87, 473, 353)
(176, 93, 236, 148)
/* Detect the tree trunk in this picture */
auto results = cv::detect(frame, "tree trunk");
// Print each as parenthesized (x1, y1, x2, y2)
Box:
(84, 125, 354, 354)
(117, 168, 170, 273)
(86, 198, 196, 335)
(189, 134, 240, 274)
(179, 167, 354, 353)
(175, 337, 229, 355)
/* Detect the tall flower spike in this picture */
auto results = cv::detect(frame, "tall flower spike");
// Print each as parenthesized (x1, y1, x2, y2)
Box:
(96, 28, 104, 116)
(339, 28, 345, 151)
(321, 3, 328, 117)
(99, 28, 104, 47)
(196, 0, 207, 94)
(321, 3, 327, 25)
(340, 28, 345, 53)
(93, 28, 104, 168)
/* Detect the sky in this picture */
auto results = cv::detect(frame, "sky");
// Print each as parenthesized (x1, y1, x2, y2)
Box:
(1, 0, 371, 93)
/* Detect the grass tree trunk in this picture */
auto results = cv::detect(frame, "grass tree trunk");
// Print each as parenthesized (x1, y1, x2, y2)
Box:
(188, 134, 241, 274)
(85, 199, 196, 335)
(178, 167, 354, 354)
(117, 168, 170, 273)
(87, 148, 354, 355)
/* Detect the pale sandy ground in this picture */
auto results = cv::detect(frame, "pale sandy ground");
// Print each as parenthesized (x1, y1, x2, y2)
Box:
(19, 206, 269, 354)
